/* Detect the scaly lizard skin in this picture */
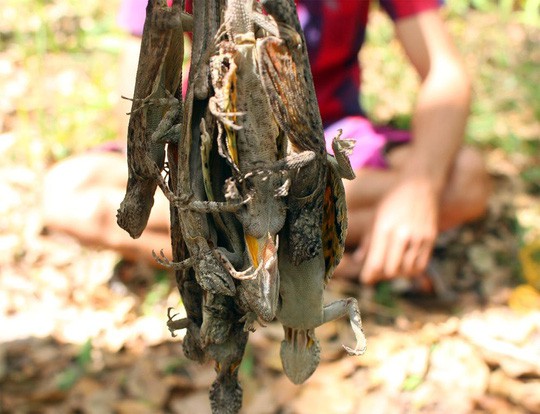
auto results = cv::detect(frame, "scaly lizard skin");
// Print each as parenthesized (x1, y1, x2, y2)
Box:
(275, 137, 366, 386)
(117, 0, 192, 239)
(258, 0, 329, 266)
(165, 2, 249, 412)
(211, 0, 284, 328)
(207, 0, 317, 330)
(257, 0, 366, 384)
(164, 0, 209, 365)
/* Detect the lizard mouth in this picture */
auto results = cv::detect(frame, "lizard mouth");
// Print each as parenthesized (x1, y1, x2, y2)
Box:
(245, 233, 278, 270)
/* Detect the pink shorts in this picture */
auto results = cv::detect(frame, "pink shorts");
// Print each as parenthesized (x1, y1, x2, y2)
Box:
(324, 116, 411, 170)
(118, 0, 148, 36)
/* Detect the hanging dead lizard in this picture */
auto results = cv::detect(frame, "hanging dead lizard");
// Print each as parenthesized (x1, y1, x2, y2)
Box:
(165, 1, 249, 412)
(258, 0, 367, 384)
(117, 0, 192, 238)
(207, 0, 317, 330)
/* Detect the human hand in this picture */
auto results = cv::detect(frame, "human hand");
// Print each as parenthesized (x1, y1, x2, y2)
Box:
(358, 175, 440, 284)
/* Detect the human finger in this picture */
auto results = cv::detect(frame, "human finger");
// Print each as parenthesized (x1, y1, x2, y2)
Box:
(413, 239, 434, 275)
(361, 227, 388, 284)
(353, 232, 371, 264)
(383, 231, 409, 278)
(400, 238, 423, 276)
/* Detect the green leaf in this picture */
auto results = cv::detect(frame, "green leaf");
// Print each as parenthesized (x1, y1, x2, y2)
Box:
(402, 374, 424, 391)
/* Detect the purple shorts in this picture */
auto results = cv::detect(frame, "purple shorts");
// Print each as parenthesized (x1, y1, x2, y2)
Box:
(324, 116, 411, 170)
(118, 0, 148, 36)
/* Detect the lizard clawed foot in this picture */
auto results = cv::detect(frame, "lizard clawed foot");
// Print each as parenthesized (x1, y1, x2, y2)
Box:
(332, 133, 356, 156)
(275, 178, 290, 197)
(223, 178, 242, 202)
(152, 249, 195, 270)
(122, 89, 178, 115)
(239, 312, 266, 332)
(342, 344, 366, 356)
(213, 249, 261, 280)
(209, 98, 245, 131)
(322, 297, 367, 357)
(166, 307, 189, 337)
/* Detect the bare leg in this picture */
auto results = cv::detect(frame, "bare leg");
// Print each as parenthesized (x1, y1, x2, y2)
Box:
(42, 152, 172, 266)
(41, 34, 172, 266)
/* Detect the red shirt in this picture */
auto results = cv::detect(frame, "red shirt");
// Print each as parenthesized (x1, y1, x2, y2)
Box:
(297, 0, 443, 124)
(121, 0, 442, 123)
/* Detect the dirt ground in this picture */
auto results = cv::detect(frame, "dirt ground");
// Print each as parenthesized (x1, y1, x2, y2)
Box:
(1, 146, 539, 413)
(1, 1, 540, 413)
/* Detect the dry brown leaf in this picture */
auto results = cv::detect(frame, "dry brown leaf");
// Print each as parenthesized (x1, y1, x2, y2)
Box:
(170, 391, 212, 414)
(125, 358, 169, 407)
(489, 369, 540, 413)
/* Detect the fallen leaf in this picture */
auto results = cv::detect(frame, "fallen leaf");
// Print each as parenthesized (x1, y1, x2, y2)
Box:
(426, 338, 489, 397)
(508, 284, 540, 313)
(489, 369, 540, 413)
(170, 391, 212, 414)
(125, 358, 168, 407)
(114, 399, 155, 414)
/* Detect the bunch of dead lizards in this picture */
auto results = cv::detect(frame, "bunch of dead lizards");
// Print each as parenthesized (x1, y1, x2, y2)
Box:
(116, 0, 366, 412)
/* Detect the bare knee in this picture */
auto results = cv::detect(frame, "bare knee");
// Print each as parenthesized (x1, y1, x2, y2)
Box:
(42, 153, 127, 238)
(440, 146, 491, 229)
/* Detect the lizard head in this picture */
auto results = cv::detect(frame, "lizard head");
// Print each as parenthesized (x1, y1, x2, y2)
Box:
(116, 178, 155, 239)
(280, 327, 320, 384)
(209, 361, 243, 414)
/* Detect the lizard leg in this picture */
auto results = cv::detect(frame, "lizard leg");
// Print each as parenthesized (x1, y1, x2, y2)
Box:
(273, 150, 317, 171)
(213, 249, 261, 281)
(152, 249, 196, 269)
(240, 151, 317, 180)
(151, 99, 182, 144)
(322, 297, 367, 356)
(154, 178, 251, 214)
(274, 177, 290, 197)
(122, 93, 178, 115)
(252, 10, 279, 37)
(175, 316, 207, 363)
(179, 198, 251, 213)
(239, 312, 264, 333)
(209, 96, 244, 131)
(166, 307, 190, 337)
(329, 130, 356, 180)
(154, 248, 238, 296)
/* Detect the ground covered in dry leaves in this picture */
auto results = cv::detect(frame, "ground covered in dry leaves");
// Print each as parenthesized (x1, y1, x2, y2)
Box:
(1, 176, 540, 413)
(1, 1, 540, 413)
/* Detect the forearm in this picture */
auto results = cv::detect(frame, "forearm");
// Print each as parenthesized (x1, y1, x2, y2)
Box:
(395, 10, 472, 196)
(406, 62, 471, 195)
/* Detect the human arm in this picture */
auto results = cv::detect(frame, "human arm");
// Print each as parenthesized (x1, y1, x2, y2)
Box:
(361, 10, 471, 283)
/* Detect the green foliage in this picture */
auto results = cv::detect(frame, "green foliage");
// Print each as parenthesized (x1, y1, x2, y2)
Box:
(402, 374, 424, 392)
(56, 339, 93, 390)
(142, 271, 172, 315)
(374, 281, 397, 309)
(3, 0, 122, 165)
(239, 344, 255, 378)
(522, 166, 540, 194)
(447, 0, 540, 25)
